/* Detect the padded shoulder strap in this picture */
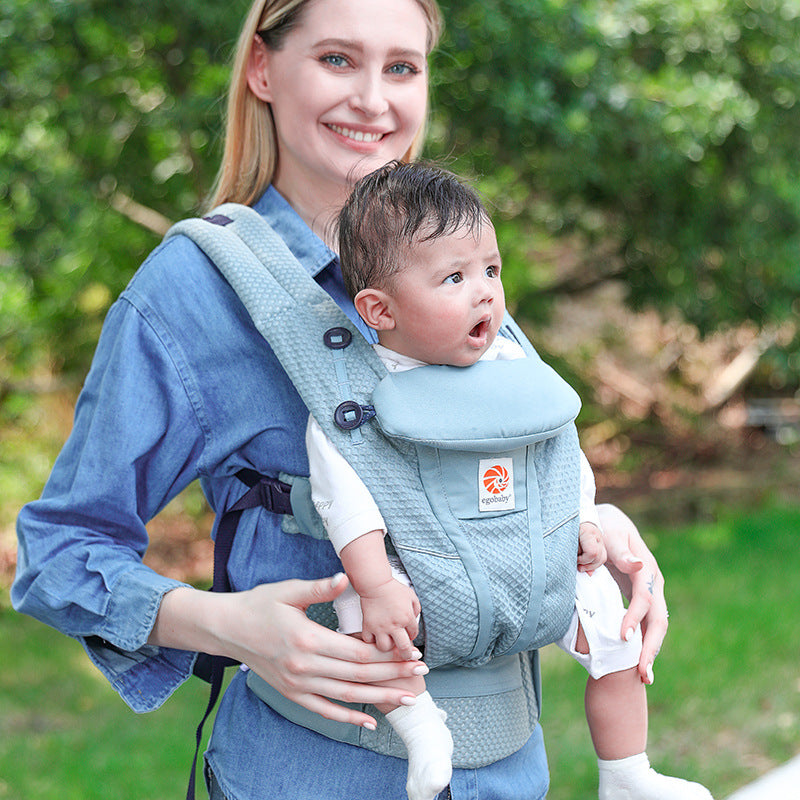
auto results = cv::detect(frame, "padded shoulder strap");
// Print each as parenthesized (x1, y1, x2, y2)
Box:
(165, 204, 386, 445)
(167, 203, 335, 332)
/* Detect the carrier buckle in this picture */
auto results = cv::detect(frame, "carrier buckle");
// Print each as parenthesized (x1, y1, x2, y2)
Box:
(334, 400, 376, 430)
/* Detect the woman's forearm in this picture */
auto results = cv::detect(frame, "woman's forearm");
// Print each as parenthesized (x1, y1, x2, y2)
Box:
(146, 576, 427, 728)
(147, 586, 230, 654)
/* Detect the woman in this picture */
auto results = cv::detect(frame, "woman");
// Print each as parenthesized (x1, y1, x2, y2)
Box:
(12, 0, 667, 797)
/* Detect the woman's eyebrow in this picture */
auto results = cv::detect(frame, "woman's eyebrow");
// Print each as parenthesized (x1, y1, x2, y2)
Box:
(312, 38, 425, 60)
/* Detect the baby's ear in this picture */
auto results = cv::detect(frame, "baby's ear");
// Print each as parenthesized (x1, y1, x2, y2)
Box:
(354, 288, 396, 331)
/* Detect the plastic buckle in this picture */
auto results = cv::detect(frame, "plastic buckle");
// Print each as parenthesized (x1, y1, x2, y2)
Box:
(256, 477, 292, 514)
(334, 401, 376, 431)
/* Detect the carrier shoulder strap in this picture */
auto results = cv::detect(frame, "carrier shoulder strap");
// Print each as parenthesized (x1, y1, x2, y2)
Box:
(166, 204, 373, 800)
(169, 204, 387, 394)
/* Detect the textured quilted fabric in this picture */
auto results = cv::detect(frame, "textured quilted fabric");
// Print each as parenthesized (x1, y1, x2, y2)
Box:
(166, 203, 582, 767)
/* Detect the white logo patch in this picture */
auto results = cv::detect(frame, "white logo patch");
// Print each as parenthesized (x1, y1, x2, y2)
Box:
(479, 457, 515, 512)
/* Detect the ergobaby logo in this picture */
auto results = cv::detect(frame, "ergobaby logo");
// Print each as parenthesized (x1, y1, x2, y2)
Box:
(482, 464, 510, 494)
(479, 458, 515, 512)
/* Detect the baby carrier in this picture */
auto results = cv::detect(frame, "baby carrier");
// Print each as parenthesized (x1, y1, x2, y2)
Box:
(166, 203, 581, 774)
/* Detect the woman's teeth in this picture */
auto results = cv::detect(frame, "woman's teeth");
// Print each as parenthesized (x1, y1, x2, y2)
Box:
(328, 124, 383, 143)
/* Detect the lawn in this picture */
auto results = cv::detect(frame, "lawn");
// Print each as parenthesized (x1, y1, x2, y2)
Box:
(0, 597, 211, 799)
(1, 500, 798, 799)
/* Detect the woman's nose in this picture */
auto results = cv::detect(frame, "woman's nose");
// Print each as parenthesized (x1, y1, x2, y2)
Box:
(350, 73, 389, 117)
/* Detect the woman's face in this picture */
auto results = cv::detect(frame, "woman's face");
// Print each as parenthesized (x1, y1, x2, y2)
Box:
(252, 0, 430, 203)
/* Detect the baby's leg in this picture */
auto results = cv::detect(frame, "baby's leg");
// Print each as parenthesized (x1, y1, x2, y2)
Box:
(563, 570, 714, 799)
(336, 580, 452, 800)
(347, 635, 452, 800)
(379, 684, 453, 800)
(577, 625, 647, 759)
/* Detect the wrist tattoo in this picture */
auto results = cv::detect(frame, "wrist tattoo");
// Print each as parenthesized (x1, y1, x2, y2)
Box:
(647, 573, 655, 595)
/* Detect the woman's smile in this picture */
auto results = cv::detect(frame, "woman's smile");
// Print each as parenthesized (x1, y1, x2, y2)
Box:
(326, 124, 386, 144)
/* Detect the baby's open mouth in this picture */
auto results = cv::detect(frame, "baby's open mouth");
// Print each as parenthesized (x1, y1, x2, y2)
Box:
(469, 319, 489, 340)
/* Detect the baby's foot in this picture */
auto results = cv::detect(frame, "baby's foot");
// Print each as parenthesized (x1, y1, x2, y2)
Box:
(598, 753, 714, 800)
(385, 692, 453, 800)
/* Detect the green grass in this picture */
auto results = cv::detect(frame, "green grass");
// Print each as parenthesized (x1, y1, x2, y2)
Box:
(0, 600, 211, 800)
(1, 501, 798, 799)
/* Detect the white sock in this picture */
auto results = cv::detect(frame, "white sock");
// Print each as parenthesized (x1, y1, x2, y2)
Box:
(598, 753, 714, 800)
(385, 691, 453, 800)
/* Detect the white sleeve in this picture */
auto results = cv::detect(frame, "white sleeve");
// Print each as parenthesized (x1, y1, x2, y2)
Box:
(305, 415, 387, 555)
(579, 450, 602, 529)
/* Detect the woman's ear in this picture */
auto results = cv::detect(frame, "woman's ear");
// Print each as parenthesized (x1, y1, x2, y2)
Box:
(354, 288, 396, 331)
(246, 35, 273, 102)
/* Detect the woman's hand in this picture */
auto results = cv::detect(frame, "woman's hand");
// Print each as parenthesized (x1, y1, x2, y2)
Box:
(596, 503, 668, 685)
(149, 574, 428, 730)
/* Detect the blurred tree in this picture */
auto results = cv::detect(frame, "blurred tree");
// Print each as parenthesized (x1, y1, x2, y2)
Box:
(429, 0, 800, 385)
(2, 0, 798, 390)
(1, 0, 238, 377)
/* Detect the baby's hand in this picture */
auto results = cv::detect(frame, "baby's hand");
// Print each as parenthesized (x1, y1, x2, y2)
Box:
(577, 521, 607, 574)
(359, 580, 421, 659)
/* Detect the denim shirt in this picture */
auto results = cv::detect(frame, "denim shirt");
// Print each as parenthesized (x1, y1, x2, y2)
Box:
(13, 185, 375, 699)
(12, 188, 547, 800)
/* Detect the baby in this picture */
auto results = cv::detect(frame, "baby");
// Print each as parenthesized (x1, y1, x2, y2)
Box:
(307, 161, 713, 800)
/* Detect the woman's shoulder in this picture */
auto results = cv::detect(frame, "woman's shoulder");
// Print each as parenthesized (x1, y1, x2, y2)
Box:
(126, 229, 222, 299)
(123, 225, 253, 329)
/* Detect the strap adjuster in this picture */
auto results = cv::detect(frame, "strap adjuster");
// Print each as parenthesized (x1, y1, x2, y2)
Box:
(229, 471, 292, 515)
(254, 476, 292, 514)
(334, 400, 376, 431)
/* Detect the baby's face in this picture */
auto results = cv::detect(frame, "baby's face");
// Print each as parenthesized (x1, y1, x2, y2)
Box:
(381, 222, 505, 366)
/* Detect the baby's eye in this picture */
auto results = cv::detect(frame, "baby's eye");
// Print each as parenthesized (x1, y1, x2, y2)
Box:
(443, 272, 463, 285)
(486, 265, 501, 278)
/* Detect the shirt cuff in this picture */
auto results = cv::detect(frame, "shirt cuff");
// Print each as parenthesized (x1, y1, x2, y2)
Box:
(326, 511, 387, 555)
(81, 569, 196, 713)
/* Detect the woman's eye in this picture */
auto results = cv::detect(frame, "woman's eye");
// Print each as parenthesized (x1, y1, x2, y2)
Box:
(387, 62, 419, 76)
(443, 272, 463, 285)
(321, 54, 349, 68)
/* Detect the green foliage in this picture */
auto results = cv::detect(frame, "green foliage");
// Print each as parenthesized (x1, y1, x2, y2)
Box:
(0, 604, 213, 798)
(430, 0, 800, 348)
(1, 0, 241, 375)
(2, 0, 799, 384)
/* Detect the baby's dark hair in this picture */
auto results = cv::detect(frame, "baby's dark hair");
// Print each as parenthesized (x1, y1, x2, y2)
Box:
(337, 161, 489, 299)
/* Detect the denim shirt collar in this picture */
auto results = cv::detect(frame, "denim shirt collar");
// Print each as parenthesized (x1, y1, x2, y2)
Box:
(252, 186, 378, 344)
(252, 186, 336, 278)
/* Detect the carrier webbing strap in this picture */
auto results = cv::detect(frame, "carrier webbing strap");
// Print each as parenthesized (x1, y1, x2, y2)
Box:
(186, 469, 292, 800)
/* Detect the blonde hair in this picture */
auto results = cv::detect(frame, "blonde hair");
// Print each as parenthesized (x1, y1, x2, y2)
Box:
(207, 0, 443, 209)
